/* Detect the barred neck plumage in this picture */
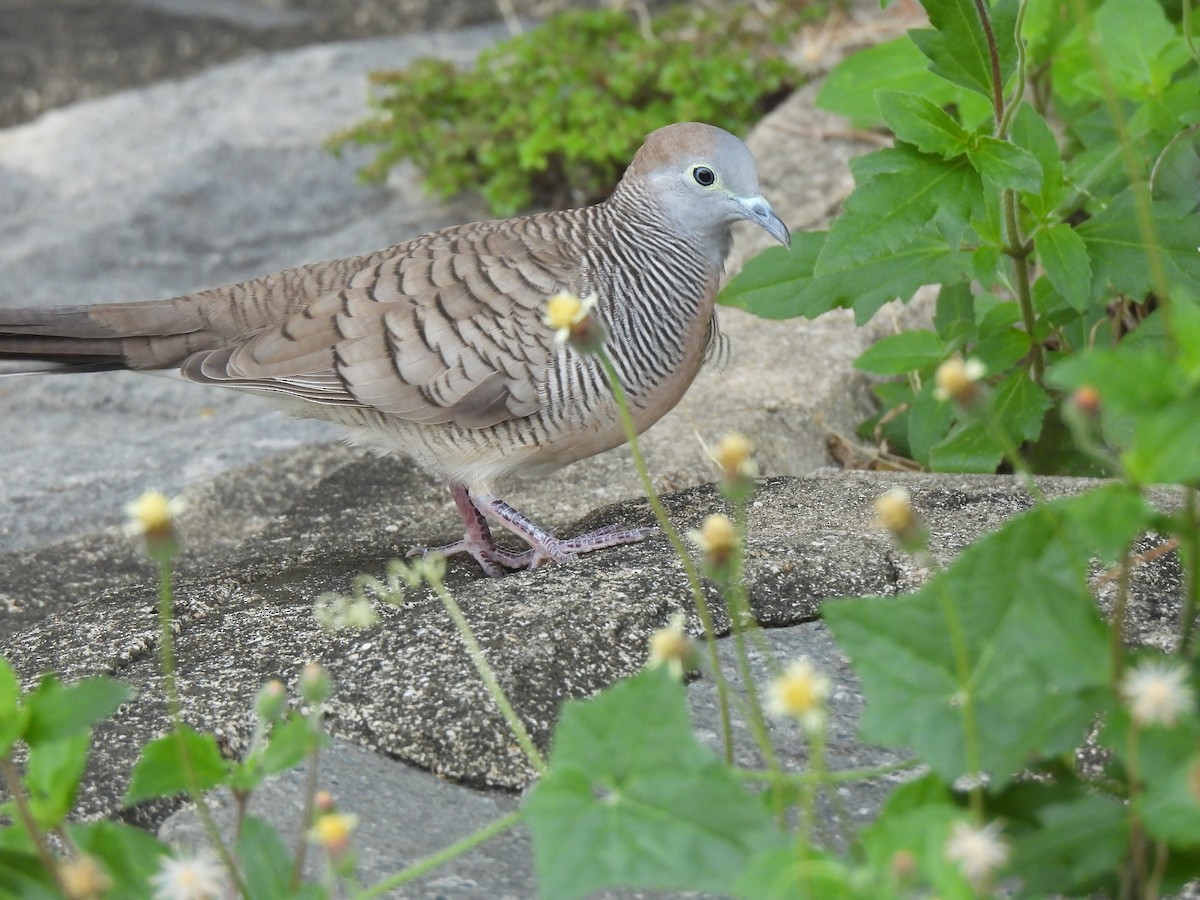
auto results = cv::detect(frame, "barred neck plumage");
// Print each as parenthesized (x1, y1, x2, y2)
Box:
(577, 187, 726, 400)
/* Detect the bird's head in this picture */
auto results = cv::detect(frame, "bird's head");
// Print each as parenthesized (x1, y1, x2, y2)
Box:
(618, 122, 791, 259)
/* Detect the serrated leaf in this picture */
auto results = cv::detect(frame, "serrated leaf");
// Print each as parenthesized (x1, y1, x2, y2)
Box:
(855, 330, 947, 375)
(1009, 793, 1128, 895)
(68, 821, 166, 898)
(877, 91, 969, 157)
(972, 327, 1030, 374)
(1124, 395, 1200, 485)
(908, 382, 956, 468)
(719, 231, 973, 325)
(1151, 126, 1200, 214)
(928, 420, 1004, 472)
(908, 0, 1016, 101)
(25, 733, 90, 829)
(238, 816, 296, 900)
(966, 136, 1043, 192)
(525, 668, 774, 899)
(934, 281, 976, 343)
(1071, 0, 1192, 101)
(1009, 103, 1066, 214)
(24, 676, 131, 746)
(824, 496, 1112, 787)
(816, 37, 990, 128)
(124, 727, 230, 807)
(1035, 224, 1092, 311)
(1077, 189, 1200, 297)
(992, 368, 1053, 445)
(816, 147, 980, 274)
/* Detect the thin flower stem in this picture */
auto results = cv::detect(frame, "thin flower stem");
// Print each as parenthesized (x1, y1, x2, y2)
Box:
(726, 500, 783, 784)
(1003, 189, 1043, 384)
(596, 350, 735, 764)
(1111, 548, 1133, 682)
(290, 739, 323, 890)
(429, 576, 546, 774)
(732, 757, 922, 786)
(1179, 488, 1199, 658)
(0, 757, 68, 895)
(356, 810, 522, 898)
(997, 0, 1030, 139)
(154, 555, 246, 895)
(1127, 722, 1148, 894)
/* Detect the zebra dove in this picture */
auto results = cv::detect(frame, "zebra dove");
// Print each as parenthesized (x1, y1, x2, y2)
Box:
(0, 122, 789, 576)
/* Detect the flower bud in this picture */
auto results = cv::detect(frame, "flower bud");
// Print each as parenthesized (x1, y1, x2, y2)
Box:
(299, 662, 332, 705)
(255, 679, 287, 723)
(934, 357, 986, 408)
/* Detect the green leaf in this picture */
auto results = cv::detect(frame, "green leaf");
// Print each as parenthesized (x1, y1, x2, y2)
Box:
(24, 676, 131, 746)
(735, 844, 856, 899)
(1124, 395, 1200, 485)
(858, 775, 977, 899)
(1070, 0, 1192, 101)
(972, 327, 1030, 374)
(824, 496, 1113, 786)
(525, 668, 775, 899)
(238, 815, 297, 900)
(909, 0, 1013, 101)
(966, 136, 1043, 192)
(719, 231, 973, 325)
(0, 848, 57, 899)
(855, 331, 948, 375)
(908, 382, 956, 468)
(1008, 793, 1128, 895)
(816, 37, 989, 128)
(934, 281, 976, 344)
(928, 420, 1004, 473)
(876, 91, 969, 157)
(1077, 190, 1200, 298)
(816, 147, 980, 274)
(69, 821, 166, 898)
(124, 726, 230, 807)
(260, 716, 322, 777)
(1009, 103, 1066, 215)
(992, 368, 1053, 445)
(25, 733, 90, 829)
(0, 658, 25, 757)
(1035, 224, 1093, 312)
(1152, 125, 1200, 214)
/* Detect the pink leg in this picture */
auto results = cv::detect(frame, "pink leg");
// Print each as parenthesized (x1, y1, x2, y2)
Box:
(410, 484, 653, 576)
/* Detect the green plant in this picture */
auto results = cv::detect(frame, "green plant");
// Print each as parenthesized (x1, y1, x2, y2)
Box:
(721, 0, 1200, 476)
(328, 3, 812, 215)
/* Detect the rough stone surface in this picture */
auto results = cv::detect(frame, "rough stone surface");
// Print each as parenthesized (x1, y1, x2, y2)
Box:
(0, 5, 1191, 897)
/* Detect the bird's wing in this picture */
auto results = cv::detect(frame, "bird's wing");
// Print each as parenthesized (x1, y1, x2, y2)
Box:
(179, 218, 585, 429)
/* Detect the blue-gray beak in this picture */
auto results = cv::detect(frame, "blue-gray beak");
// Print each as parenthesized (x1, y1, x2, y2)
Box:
(737, 194, 791, 248)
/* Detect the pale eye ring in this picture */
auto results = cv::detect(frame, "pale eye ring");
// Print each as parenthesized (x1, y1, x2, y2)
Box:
(692, 165, 716, 187)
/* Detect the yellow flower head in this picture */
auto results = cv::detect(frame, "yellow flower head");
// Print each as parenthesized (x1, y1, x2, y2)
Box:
(934, 356, 987, 406)
(544, 292, 599, 346)
(312, 812, 358, 857)
(765, 658, 832, 732)
(1121, 659, 1195, 727)
(688, 513, 737, 567)
(59, 854, 112, 900)
(124, 491, 186, 543)
(713, 432, 757, 482)
(647, 611, 696, 679)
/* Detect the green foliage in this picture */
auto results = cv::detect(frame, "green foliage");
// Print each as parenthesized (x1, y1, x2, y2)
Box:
(525, 667, 775, 898)
(721, 0, 1200, 474)
(329, 4, 809, 215)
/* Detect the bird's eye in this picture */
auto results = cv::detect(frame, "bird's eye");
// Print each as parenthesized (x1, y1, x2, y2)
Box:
(692, 165, 716, 187)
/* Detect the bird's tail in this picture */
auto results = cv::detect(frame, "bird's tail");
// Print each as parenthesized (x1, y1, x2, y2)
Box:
(0, 300, 214, 376)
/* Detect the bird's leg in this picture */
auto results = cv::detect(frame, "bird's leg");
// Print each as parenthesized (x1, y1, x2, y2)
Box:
(473, 494, 653, 571)
(408, 483, 530, 577)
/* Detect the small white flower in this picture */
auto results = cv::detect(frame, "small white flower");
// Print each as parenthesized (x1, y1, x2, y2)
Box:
(765, 658, 832, 732)
(124, 491, 186, 540)
(945, 819, 1009, 886)
(647, 612, 696, 679)
(934, 357, 987, 404)
(149, 849, 225, 900)
(1122, 659, 1195, 727)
